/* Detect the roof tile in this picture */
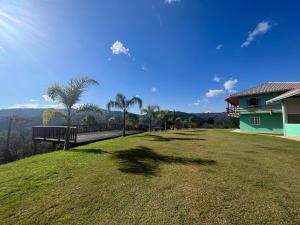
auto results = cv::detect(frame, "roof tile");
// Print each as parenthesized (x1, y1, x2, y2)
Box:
(227, 82, 300, 98)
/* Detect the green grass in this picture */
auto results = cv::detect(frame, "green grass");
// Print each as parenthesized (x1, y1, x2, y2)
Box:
(0, 129, 300, 225)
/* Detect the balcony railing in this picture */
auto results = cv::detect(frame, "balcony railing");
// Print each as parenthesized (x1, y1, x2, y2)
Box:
(227, 103, 282, 117)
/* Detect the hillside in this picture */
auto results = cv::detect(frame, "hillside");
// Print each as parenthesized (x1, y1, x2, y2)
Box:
(0, 108, 230, 133)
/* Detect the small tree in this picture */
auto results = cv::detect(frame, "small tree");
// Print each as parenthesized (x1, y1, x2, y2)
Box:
(107, 93, 143, 136)
(141, 105, 160, 132)
(207, 117, 215, 126)
(175, 117, 183, 129)
(108, 116, 117, 129)
(43, 77, 101, 150)
(126, 117, 139, 130)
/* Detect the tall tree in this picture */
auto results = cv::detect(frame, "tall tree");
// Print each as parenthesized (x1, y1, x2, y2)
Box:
(107, 93, 143, 136)
(43, 77, 101, 150)
(142, 105, 160, 131)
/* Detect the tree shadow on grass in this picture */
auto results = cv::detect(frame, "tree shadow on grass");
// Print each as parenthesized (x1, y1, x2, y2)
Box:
(145, 134, 206, 142)
(70, 148, 111, 154)
(112, 146, 216, 176)
(181, 129, 208, 133)
(172, 132, 203, 136)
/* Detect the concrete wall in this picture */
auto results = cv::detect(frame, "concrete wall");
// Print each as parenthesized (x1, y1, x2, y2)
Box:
(285, 124, 300, 137)
(240, 113, 284, 134)
(238, 93, 284, 134)
(283, 97, 300, 137)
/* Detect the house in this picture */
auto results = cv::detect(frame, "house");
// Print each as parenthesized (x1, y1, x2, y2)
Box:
(226, 82, 300, 137)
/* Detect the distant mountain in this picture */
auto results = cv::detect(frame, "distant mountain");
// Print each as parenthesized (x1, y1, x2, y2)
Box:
(0, 108, 232, 133)
(0, 108, 136, 133)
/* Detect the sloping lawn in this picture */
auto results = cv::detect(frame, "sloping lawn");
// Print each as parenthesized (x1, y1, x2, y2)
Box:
(0, 129, 300, 225)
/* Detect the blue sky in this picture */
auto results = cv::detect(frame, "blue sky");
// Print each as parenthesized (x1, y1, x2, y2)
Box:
(0, 0, 300, 113)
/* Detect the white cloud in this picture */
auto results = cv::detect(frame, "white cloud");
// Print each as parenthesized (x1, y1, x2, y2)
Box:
(213, 75, 221, 82)
(151, 87, 157, 92)
(110, 40, 130, 56)
(157, 14, 163, 27)
(241, 21, 272, 48)
(42, 94, 54, 102)
(216, 44, 223, 50)
(0, 46, 6, 53)
(141, 64, 147, 71)
(206, 89, 225, 98)
(193, 98, 210, 106)
(165, 0, 181, 4)
(135, 94, 140, 98)
(8, 103, 39, 109)
(29, 99, 40, 102)
(224, 79, 238, 93)
(44, 103, 65, 109)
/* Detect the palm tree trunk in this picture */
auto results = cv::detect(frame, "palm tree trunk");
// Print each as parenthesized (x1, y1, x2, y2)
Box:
(123, 110, 126, 136)
(148, 119, 151, 132)
(64, 108, 71, 150)
(164, 120, 167, 131)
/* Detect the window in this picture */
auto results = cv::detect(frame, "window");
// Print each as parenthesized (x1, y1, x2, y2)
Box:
(247, 97, 261, 107)
(250, 117, 261, 125)
(288, 114, 300, 124)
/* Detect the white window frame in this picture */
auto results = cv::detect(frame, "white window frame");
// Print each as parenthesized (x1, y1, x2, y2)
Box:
(250, 117, 261, 126)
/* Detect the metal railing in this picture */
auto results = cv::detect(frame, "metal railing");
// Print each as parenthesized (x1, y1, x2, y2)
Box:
(32, 126, 78, 143)
(227, 103, 282, 116)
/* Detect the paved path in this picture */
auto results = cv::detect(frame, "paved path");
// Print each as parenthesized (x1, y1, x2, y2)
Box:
(76, 130, 142, 144)
(231, 129, 300, 142)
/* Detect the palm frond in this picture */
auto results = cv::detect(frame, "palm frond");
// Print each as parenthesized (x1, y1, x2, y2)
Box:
(76, 104, 103, 116)
(42, 109, 67, 125)
(47, 84, 66, 102)
(71, 77, 99, 89)
(115, 93, 126, 108)
(107, 100, 122, 111)
(141, 105, 160, 119)
(128, 96, 143, 109)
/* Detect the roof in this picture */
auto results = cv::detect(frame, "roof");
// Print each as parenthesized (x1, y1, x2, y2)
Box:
(266, 87, 300, 104)
(227, 82, 300, 99)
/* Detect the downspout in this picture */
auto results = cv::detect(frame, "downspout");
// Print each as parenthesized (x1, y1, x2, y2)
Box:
(281, 100, 287, 136)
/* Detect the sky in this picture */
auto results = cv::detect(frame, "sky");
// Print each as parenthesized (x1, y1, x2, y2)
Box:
(0, 0, 300, 113)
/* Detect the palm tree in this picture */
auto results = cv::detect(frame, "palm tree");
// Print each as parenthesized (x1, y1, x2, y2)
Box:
(142, 105, 160, 131)
(168, 111, 177, 130)
(43, 76, 101, 150)
(107, 93, 143, 136)
(159, 110, 171, 131)
(187, 116, 194, 128)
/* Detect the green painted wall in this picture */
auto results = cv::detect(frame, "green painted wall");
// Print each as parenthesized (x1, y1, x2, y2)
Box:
(240, 112, 284, 134)
(285, 124, 300, 137)
(238, 93, 284, 134)
(239, 93, 282, 114)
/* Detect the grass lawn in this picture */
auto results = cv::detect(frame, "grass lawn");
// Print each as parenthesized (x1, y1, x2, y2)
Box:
(0, 129, 300, 225)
